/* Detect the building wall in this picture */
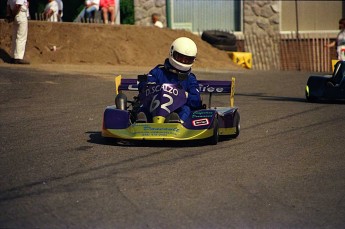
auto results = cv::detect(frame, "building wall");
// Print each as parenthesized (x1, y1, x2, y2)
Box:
(243, 0, 280, 36)
(281, 1, 341, 31)
(133, 0, 337, 71)
(134, 0, 280, 36)
(134, 0, 167, 27)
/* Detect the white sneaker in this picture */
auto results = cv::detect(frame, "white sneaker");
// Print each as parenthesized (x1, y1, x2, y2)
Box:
(168, 112, 181, 123)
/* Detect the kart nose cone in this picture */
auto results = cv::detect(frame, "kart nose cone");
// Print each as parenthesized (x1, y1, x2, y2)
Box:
(153, 116, 166, 123)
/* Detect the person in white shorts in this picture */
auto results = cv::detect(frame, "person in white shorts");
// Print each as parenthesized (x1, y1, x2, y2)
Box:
(325, 18, 345, 61)
(55, 0, 63, 22)
(151, 13, 163, 28)
(6, 0, 30, 64)
(44, 0, 59, 22)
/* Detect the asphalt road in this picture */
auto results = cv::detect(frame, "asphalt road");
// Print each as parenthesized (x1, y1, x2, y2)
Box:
(0, 65, 344, 229)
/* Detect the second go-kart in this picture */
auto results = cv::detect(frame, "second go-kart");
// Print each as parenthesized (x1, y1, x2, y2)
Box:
(102, 75, 240, 145)
(306, 60, 345, 102)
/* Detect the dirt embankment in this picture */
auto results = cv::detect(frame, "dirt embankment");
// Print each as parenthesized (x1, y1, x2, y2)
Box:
(0, 21, 241, 72)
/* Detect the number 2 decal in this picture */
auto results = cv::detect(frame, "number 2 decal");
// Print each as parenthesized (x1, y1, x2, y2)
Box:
(161, 94, 173, 113)
(149, 94, 174, 113)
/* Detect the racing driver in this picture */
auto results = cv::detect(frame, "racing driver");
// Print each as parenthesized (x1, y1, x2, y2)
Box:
(138, 37, 202, 123)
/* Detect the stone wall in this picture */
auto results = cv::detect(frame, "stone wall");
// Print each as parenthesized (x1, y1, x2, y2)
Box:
(134, 0, 167, 27)
(243, 0, 280, 36)
(242, 0, 280, 70)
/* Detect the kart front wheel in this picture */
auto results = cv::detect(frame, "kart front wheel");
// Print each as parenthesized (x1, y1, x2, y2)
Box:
(208, 118, 219, 145)
(305, 85, 316, 102)
(229, 111, 240, 138)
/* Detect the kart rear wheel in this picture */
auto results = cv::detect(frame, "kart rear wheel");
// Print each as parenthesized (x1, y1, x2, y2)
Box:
(208, 118, 219, 145)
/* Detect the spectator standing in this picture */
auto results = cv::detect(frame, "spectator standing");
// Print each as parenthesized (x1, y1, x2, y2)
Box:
(84, 0, 100, 22)
(325, 18, 345, 60)
(55, 0, 63, 22)
(6, 0, 30, 64)
(152, 13, 163, 28)
(100, 0, 115, 25)
(44, 0, 59, 22)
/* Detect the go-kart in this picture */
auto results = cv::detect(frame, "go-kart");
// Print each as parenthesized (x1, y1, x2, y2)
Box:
(102, 75, 240, 145)
(306, 60, 345, 102)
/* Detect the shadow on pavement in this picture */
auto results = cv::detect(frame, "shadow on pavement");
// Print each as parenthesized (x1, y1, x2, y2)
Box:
(0, 48, 12, 63)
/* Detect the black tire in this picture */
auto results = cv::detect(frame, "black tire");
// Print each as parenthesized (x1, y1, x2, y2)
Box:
(212, 44, 237, 52)
(305, 86, 316, 102)
(306, 94, 317, 103)
(208, 118, 219, 145)
(230, 111, 240, 138)
(201, 30, 237, 46)
(305, 77, 325, 102)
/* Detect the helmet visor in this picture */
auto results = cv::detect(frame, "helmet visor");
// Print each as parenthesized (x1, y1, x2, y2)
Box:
(173, 51, 196, 65)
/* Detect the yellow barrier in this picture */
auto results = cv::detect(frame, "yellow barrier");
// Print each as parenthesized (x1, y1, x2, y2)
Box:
(332, 59, 338, 72)
(228, 52, 252, 69)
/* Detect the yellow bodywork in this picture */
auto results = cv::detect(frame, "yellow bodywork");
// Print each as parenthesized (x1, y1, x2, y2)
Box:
(102, 123, 215, 140)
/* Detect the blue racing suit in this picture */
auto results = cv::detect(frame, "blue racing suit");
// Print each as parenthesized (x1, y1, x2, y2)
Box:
(138, 59, 202, 122)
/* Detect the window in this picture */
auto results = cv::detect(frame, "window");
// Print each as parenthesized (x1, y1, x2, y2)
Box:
(169, 0, 242, 33)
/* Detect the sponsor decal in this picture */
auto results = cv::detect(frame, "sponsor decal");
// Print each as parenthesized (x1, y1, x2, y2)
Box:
(146, 84, 179, 96)
(199, 84, 225, 93)
(216, 88, 224, 92)
(143, 126, 179, 132)
(192, 118, 209, 127)
(192, 111, 214, 118)
(132, 124, 180, 137)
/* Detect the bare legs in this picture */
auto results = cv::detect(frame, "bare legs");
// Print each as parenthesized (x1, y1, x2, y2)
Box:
(102, 6, 115, 24)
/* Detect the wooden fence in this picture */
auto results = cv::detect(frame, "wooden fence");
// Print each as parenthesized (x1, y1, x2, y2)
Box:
(243, 34, 280, 71)
(279, 33, 335, 72)
(242, 33, 337, 72)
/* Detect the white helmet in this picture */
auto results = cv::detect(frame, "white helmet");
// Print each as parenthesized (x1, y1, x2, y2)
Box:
(168, 37, 197, 72)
